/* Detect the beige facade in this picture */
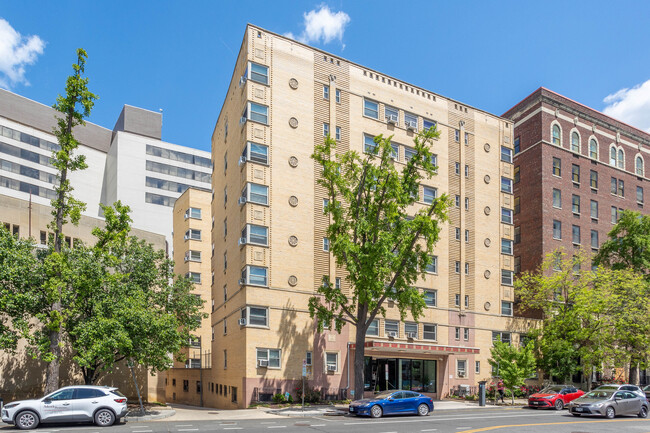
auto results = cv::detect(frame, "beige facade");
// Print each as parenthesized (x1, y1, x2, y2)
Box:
(0, 193, 167, 403)
(165, 187, 213, 406)
(165, 25, 531, 409)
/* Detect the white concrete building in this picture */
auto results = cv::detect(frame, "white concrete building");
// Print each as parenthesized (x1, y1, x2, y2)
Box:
(0, 89, 211, 246)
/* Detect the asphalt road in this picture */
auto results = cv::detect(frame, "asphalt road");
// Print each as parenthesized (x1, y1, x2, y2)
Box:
(3, 409, 650, 433)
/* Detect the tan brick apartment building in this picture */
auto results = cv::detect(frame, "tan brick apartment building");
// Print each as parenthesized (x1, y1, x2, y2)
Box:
(503, 88, 650, 277)
(166, 24, 530, 408)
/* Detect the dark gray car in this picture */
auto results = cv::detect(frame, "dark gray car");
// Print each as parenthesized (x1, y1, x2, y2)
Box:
(569, 390, 648, 419)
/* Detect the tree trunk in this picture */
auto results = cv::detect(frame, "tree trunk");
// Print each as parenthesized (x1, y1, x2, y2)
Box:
(510, 388, 515, 406)
(353, 322, 366, 401)
(629, 361, 640, 385)
(45, 307, 61, 394)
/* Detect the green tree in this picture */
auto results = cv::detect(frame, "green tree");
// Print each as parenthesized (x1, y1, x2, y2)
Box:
(42, 48, 97, 393)
(0, 227, 42, 352)
(488, 339, 536, 405)
(309, 128, 449, 399)
(64, 202, 206, 384)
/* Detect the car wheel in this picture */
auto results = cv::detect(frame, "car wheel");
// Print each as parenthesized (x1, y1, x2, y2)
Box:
(554, 399, 564, 411)
(605, 406, 615, 419)
(370, 405, 383, 418)
(639, 406, 648, 418)
(15, 411, 39, 430)
(94, 408, 116, 427)
(417, 403, 429, 416)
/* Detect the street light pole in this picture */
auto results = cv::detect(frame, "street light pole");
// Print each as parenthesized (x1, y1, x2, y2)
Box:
(199, 342, 204, 407)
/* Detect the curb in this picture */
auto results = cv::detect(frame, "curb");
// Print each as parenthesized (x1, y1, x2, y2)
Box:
(125, 409, 176, 422)
(270, 409, 347, 417)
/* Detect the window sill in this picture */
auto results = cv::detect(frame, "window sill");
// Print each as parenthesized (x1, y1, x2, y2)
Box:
(553, 237, 562, 241)
(553, 206, 562, 210)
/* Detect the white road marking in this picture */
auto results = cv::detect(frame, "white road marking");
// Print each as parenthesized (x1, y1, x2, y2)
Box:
(313, 416, 334, 422)
(177, 429, 199, 431)
(310, 425, 326, 427)
(223, 428, 243, 431)
(175, 425, 194, 427)
(267, 427, 286, 429)
(260, 421, 276, 424)
(131, 430, 152, 433)
(344, 412, 557, 426)
(131, 427, 149, 429)
(421, 429, 438, 432)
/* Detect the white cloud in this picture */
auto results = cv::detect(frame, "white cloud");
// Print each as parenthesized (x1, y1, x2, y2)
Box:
(603, 79, 650, 133)
(285, 5, 350, 48)
(0, 18, 45, 89)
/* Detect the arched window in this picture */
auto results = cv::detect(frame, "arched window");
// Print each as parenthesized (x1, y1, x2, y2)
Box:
(571, 132, 580, 152)
(589, 138, 598, 159)
(617, 149, 624, 170)
(552, 124, 561, 146)
(610, 147, 617, 166)
(636, 155, 644, 176)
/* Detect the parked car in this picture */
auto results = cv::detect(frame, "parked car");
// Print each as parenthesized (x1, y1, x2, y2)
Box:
(643, 385, 650, 400)
(528, 385, 584, 410)
(348, 390, 434, 418)
(568, 389, 648, 419)
(1, 385, 127, 430)
(593, 384, 645, 398)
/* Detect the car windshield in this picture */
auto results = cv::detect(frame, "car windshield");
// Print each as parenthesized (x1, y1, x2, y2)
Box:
(540, 386, 564, 394)
(584, 390, 613, 399)
(110, 390, 126, 397)
(596, 385, 618, 390)
(374, 391, 396, 400)
(644, 385, 650, 391)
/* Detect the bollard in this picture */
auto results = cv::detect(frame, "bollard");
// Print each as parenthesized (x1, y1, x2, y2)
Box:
(478, 381, 487, 407)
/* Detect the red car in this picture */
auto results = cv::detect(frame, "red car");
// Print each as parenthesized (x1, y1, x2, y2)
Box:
(528, 385, 584, 410)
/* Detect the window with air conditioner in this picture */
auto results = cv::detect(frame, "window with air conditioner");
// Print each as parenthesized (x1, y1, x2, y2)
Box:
(405, 322, 418, 339)
(185, 207, 201, 219)
(241, 306, 269, 327)
(384, 320, 399, 337)
(385, 105, 399, 124)
(242, 142, 268, 165)
(256, 348, 280, 368)
(184, 229, 201, 241)
(241, 265, 268, 287)
(245, 102, 269, 125)
(457, 360, 467, 377)
(405, 112, 418, 131)
(326, 352, 338, 372)
(241, 182, 269, 205)
(241, 224, 268, 246)
(185, 250, 201, 262)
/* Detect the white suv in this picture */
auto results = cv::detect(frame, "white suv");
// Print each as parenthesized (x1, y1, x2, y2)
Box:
(1, 385, 127, 429)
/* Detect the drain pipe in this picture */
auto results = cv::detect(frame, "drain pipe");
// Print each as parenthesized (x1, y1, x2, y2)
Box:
(343, 342, 351, 399)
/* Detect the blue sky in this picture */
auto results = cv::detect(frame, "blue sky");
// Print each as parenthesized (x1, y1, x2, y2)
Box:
(2, 1, 650, 153)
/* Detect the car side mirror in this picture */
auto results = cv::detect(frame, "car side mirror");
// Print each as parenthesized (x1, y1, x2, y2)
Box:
(615, 396, 621, 401)
(387, 397, 393, 401)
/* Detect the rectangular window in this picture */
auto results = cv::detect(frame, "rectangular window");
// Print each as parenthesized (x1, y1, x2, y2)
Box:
(390, 143, 399, 159)
(425, 256, 438, 273)
(638, 186, 644, 204)
(423, 186, 437, 204)
(323, 123, 329, 137)
(465, 165, 469, 177)
(514, 226, 521, 244)
(242, 265, 268, 286)
(618, 179, 624, 197)
(572, 194, 580, 214)
(244, 142, 269, 165)
(591, 200, 598, 219)
(335, 277, 341, 289)
(384, 320, 399, 337)
(223, 252, 227, 270)
(424, 290, 437, 306)
(455, 294, 461, 306)
(405, 322, 418, 337)
(185, 229, 201, 240)
(465, 197, 469, 210)
(591, 229, 599, 249)
(553, 188, 561, 208)
(553, 220, 562, 239)
(500, 146, 513, 163)
(455, 195, 461, 207)
(501, 301, 513, 316)
(514, 256, 521, 274)
(244, 306, 269, 327)
(501, 238, 513, 255)
(224, 187, 227, 206)
(492, 332, 511, 345)
(405, 112, 418, 130)
(423, 324, 436, 340)
(404, 147, 416, 161)
(454, 162, 460, 175)
(306, 352, 313, 366)
(423, 118, 436, 131)
(455, 227, 461, 241)
(249, 62, 269, 84)
(514, 196, 520, 215)
(326, 353, 338, 371)
(385, 105, 399, 124)
(611, 206, 618, 224)
(464, 328, 469, 340)
(455, 261, 461, 274)
(363, 134, 377, 154)
(241, 224, 268, 246)
(185, 207, 202, 219)
(455, 327, 461, 340)
(464, 262, 469, 275)
(501, 177, 513, 194)
(465, 295, 469, 308)
(552, 157, 561, 177)
(590, 170, 598, 189)
(256, 348, 281, 368)
(248, 102, 268, 124)
(465, 229, 469, 243)
(514, 166, 520, 183)
(572, 225, 581, 244)
(185, 250, 201, 262)
(475, 361, 480, 374)
(454, 129, 460, 142)
(323, 238, 330, 252)
(335, 89, 341, 104)
(224, 350, 227, 369)
(366, 320, 379, 336)
(501, 270, 513, 286)
(186, 272, 201, 284)
(323, 85, 329, 99)
(572, 164, 580, 183)
(223, 219, 227, 237)
(242, 182, 269, 205)
(514, 136, 520, 154)
(364, 99, 379, 119)
(335, 126, 341, 141)
(464, 132, 469, 145)
(501, 207, 513, 224)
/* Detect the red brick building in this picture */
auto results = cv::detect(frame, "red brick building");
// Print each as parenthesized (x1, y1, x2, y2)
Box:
(503, 87, 650, 276)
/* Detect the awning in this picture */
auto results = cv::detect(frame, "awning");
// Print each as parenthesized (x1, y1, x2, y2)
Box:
(351, 340, 479, 355)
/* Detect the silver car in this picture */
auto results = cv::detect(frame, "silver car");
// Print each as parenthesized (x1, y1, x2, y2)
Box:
(569, 389, 648, 419)
(593, 383, 645, 398)
(1, 385, 127, 429)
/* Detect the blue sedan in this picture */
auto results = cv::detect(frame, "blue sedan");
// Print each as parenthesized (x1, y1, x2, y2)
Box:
(349, 390, 434, 418)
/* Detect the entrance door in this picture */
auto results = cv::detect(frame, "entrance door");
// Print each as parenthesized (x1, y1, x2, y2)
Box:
(375, 359, 397, 391)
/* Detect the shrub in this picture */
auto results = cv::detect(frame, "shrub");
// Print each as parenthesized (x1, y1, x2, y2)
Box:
(295, 384, 321, 403)
(272, 393, 286, 404)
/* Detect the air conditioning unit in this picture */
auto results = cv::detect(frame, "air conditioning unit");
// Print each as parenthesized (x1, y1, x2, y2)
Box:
(184, 256, 189, 262)
(239, 116, 247, 125)
(406, 332, 416, 339)
(406, 120, 417, 131)
(184, 211, 189, 219)
(238, 318, 247, 326)
(183, 235, 189, 241)
(238, 197, 247, 206)
(458, 372, 466, 378)
(238, 237, 247, 246)
(238, 156, 247, 166)
(257, 359, 268, 367)
(387, 331, 397, 338)
(386, 114, 398, 124)
(327, 365, 337, 372)
(239, 76, 247, 87)
(238, 278, 246, 285)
